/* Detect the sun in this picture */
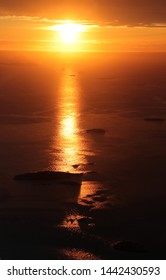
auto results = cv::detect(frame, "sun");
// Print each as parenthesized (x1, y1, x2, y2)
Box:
(55, 22, 85, 43)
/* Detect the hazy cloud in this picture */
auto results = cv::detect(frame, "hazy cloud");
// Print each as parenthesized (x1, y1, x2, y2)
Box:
(0, 0, 165, 25)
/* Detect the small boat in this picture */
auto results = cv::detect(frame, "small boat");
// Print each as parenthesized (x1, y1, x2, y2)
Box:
(13, 171, 83, 185)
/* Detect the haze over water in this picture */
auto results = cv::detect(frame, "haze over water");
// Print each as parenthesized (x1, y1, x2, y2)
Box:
(0, 51, 166, 259)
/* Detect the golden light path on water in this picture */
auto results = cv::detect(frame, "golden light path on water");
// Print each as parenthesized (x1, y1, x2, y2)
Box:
(52, 66, 85, 173)
(50, 65, 104, 211)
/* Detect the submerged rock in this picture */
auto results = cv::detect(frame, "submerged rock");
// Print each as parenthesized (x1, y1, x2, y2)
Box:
(72, 164, 80, 169)
(144, 118, 165, 122)
(13, 171, 83, 185)
(77, 217, 93, 223)
(80, 198, 94, 205)
(85, 171, 97, 175)
(77, 217, 94, 230)
(93, 196, 106, 202)
(72, 162, 95, 169)
(86, 128, 106, 134)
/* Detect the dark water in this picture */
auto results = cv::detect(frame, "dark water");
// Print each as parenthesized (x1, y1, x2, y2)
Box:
(0, 51, 166, 259)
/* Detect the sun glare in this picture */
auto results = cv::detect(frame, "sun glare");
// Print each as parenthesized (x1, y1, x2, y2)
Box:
(55, 22, 85, 43)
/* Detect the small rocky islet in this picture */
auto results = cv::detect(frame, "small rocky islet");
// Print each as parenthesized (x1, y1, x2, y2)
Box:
(13, 171, 83, 185)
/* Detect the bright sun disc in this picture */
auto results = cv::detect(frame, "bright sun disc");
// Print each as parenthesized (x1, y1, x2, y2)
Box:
(55, 23, 85, 43)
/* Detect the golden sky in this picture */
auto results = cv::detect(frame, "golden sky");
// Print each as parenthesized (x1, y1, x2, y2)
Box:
(0, 1, 166, 51)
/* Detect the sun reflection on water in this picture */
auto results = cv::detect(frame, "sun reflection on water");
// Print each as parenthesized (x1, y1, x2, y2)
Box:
(61, 115, 76, 137)
(51, 66, 85, 173)
(50, 65, 109, 209)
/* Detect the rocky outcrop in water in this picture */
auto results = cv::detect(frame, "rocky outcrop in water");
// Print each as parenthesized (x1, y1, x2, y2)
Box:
(13, 171, 83, 185)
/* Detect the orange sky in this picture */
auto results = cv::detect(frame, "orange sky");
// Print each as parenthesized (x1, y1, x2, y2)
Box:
(0, 0, 166, 52)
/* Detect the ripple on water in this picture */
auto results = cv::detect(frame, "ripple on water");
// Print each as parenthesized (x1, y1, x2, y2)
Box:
(78, 181, 113, 209)
(59, 248, 100, 260)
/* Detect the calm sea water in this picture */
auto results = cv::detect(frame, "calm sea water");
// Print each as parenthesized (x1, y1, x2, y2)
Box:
(0, 51, 166, 259)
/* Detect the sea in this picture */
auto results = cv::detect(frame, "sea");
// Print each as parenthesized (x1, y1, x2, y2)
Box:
(0, 51, 166, 259)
